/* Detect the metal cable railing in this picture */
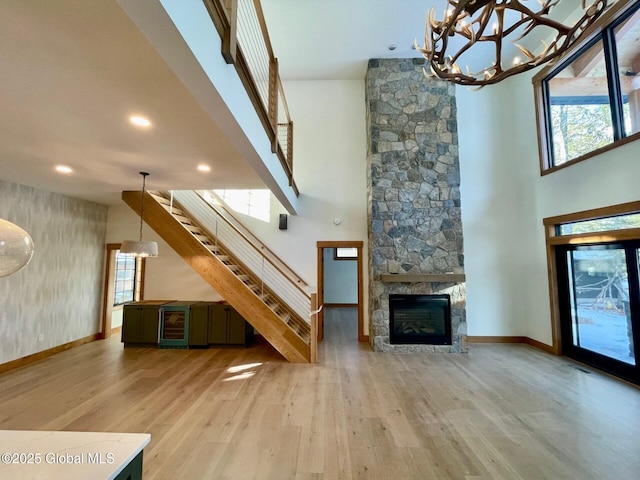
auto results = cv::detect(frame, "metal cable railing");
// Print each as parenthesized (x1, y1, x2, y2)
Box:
(171, 190, 312, 324)
(237, 0, 270, 110)
(199, 190, 309, 289)
(204, 0, 296, 193)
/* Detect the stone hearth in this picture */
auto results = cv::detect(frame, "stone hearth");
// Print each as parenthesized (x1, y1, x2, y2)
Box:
(366, 58, 467, 353)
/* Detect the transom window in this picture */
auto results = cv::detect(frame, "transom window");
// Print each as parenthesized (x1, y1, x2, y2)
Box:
(557, 212, 640, 236)
(334, 247, 358, 260)
(535, 2, 640, 172)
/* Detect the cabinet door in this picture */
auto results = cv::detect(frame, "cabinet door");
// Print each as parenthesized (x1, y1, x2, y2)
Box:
(227, 308, 247, 345)
(140, 307, 160, 344)
(208, 305, 227, 344)
(189, 305, 209, 347)
(122, 307, 142, 343)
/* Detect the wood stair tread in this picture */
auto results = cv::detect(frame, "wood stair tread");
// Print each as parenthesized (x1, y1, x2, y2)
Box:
(133, 190, 313, 362)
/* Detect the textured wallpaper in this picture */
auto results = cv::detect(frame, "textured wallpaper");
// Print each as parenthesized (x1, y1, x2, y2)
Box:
(0, 180, 108, 364)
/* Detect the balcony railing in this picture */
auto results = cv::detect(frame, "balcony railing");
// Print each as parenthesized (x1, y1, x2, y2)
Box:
(203, 0, 297, 195)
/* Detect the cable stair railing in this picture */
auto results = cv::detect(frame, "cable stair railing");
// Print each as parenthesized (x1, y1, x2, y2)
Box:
(146, 190, 312, 348)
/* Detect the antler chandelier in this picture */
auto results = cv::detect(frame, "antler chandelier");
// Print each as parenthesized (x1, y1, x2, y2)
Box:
(417, 0, 609, 87)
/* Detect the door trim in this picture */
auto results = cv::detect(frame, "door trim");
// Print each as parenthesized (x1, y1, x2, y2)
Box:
(544, 201, 640, 356)
(316, 241, 366, 342)
(100, 244, 120, 339)
(101, 243, 146, 339)
(555, 242, 639, 383)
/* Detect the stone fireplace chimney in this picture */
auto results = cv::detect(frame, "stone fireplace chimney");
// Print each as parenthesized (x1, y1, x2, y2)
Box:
(366, 58, 468, 353)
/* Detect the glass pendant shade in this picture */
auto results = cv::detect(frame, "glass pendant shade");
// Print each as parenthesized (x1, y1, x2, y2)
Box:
(0, 219, 35, 277)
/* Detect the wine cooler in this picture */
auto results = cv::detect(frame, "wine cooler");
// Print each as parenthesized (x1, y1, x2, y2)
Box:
(159, 301, 199, 348)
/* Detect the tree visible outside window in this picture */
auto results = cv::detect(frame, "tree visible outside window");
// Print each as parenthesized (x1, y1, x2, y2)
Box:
(558, 213, 640, 236)
(536, 3, 640, 170)
(550, 103, 613, 165)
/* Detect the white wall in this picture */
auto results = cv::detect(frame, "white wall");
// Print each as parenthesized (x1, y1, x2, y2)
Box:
(457, 70, 640, 345)
(457, 80, 528, 337)
(323, 249, 358, 304)
(111, 307, 123, 329)
(106, 204, 222, 302)
(226, 80, 370, 330)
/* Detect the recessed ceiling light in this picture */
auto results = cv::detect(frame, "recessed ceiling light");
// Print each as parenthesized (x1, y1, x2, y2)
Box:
(197, 164, 211, 172)
(129, 115, 152, 128)
(55, 165, 73, 174)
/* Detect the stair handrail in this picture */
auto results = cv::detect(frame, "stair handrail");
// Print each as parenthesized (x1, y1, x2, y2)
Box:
(200, 190, 311, 289)
(126, 190, 312, 361)
(168, 190, 312, 302)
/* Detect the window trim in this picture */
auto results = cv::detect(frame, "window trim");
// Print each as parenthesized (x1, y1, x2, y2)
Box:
(533, 0, 640, 175)
(543, 200, 640, 356)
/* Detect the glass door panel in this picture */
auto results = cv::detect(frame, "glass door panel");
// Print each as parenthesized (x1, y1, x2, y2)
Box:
(566, 247, 634, 365)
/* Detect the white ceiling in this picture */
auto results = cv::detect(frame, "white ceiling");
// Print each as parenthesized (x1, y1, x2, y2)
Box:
(0, 0, 264, 205)
(262, 0, 580, 80)
(262, 0, 431, 80)
(0, 0, 580, 205)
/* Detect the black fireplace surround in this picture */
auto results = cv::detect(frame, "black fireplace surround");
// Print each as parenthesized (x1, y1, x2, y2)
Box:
(389, 294, 452, 345)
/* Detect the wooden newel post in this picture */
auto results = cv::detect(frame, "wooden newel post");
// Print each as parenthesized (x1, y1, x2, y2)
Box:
(287, 120, 294, 180)
(310, 293, 318, 364)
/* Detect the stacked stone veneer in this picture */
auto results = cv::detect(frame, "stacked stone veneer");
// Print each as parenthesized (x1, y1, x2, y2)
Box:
(366, 58, 468, 353)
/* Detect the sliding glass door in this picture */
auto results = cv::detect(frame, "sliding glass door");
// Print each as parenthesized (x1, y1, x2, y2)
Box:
(557, 243, 640, 383)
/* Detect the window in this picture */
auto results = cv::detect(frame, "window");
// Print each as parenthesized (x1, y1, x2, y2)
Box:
(535, 2, 640, 172)
(334, 247, 358, 260)
(545, 202, 640, 385)
(213, 189, 270, 222)
(113, 252, 140, 306)
(557, 212, 640, 236)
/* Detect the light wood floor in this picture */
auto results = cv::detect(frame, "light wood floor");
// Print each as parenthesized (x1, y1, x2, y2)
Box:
(1, 308, 639, 479)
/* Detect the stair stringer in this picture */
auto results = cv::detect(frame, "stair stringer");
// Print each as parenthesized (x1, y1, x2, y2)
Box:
(122, 190, 310, 363)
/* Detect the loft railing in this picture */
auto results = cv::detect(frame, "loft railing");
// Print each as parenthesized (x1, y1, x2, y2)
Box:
(170, 190, 312, 324)
(203, 0, 297, 194)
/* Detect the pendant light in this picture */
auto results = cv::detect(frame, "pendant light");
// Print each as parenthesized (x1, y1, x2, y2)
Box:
(121, 172, 158, 257)
(0, 219, 35, 277)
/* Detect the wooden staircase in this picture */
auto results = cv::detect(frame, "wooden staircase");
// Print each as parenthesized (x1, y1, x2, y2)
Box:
(122, 190, 312, 363)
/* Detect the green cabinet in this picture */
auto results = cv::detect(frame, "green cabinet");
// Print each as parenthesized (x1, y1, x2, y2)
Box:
(122, 301, 174, 345)
(227, 308, 250, 345)
(207, 303, 254, 347)
(123, 300, 253, 348)
(188, 302, 211, 347)
(207, 304, 228, 344)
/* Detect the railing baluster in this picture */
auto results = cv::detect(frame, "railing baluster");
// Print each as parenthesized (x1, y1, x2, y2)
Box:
(169, 190, 174, 215)
(169, 189, 312, 340)
(222, 0, 237, 63)
(215, 209, 219, 253)
(269, 57, 279, 153)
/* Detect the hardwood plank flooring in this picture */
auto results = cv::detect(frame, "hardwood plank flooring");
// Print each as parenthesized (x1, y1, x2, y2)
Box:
(0, 307, 639, 479)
